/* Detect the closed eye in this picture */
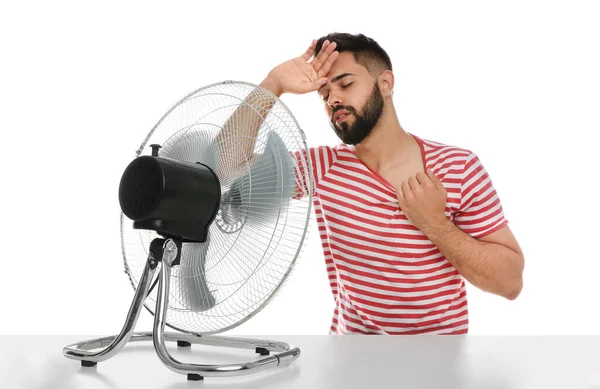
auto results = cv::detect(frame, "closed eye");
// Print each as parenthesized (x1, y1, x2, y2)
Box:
(321, 82, 354, 101)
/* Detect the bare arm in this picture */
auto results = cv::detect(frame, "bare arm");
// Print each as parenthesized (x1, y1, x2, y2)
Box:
(397, 170, 524, 301)
(213, 78, 281, 181)
(419, 220, 524, 300)
(213, 40, 339, 181)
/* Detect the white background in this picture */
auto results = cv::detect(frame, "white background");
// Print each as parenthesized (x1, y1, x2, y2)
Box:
(1, 1, 598, 336)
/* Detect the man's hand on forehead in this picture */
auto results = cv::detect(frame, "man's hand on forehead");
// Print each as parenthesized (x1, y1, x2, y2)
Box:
(307, 39, 339, 81)
(262, 39, 340, 96)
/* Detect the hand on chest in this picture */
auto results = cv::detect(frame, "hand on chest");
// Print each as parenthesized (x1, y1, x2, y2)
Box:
(316, 144, 458, 234)
(365, 160, 451, 232)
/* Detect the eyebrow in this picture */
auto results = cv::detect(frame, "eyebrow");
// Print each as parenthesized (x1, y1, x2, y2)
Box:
(318, 73, 355, 92)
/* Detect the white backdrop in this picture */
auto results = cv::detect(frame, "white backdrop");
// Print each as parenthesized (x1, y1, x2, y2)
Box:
(1, 0, 598, 336)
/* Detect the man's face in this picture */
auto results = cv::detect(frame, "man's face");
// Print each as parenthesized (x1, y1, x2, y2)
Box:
(318, 52, 385, 145)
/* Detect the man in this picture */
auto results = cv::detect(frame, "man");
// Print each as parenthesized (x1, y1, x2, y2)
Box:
(218, 33, 524, 335)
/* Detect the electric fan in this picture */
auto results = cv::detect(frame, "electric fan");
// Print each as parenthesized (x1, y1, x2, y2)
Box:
(62, 81, 314, 381)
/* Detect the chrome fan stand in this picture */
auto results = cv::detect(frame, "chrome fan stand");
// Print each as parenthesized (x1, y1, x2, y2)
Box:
(63, 238, 301, 381)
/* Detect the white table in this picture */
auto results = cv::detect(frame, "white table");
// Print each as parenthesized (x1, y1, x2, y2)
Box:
(1, 334, 600, 388)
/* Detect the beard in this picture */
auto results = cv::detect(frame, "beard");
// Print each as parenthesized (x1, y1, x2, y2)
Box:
(330, 81, 384, 145)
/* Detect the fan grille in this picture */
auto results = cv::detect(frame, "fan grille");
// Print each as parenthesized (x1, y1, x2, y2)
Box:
(120, 81, 313, 334)
(118, 157, 163, 220)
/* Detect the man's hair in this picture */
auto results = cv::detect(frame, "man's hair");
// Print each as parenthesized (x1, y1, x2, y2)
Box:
(315, 33, 392, 74)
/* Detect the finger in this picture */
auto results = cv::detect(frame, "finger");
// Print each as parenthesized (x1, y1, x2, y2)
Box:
(415, 172, 433, 186)
(310, 40, 329, 64)
(301, 40, 317, 61)
(395, 184, 404, 201)
(401, 180, 411, 197)
(426, 169, 443, 190)
(313, 41, 337, 70)
(317, 41, 337, 70)
(314, 77, 328, 89)
(408, 176, 420, 191)
(317, 50, 339, 78)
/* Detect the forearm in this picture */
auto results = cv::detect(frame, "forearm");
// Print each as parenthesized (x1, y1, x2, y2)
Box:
(420, 218, 524, 300)
(214, 77, 281, 177)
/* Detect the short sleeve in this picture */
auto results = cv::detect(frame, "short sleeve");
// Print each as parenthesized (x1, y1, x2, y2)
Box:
(454, 152, 508, 238)
(291, 145, 338, 200)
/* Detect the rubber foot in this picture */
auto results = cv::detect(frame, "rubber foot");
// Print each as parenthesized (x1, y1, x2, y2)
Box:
(81, 360, 97, 367)
(177, 340, 191, 347)
(187, 373, 204, 381)
(256, 347, 270, 356)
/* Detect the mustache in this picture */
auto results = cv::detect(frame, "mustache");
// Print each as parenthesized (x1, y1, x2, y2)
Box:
(331, 105, 358, 121)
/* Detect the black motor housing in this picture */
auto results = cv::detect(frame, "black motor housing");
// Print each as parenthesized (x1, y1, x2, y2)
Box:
(118, 154, 220, 243)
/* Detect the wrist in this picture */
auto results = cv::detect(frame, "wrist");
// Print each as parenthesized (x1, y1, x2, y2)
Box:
(260, 75, 283, 97)
(417, 215, 454, 240)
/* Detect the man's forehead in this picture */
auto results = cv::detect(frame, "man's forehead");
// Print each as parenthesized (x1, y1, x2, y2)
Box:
(327, 52, 359, 74)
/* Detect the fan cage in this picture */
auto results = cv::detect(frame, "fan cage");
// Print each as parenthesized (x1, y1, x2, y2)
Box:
(119, 81, 315, 335)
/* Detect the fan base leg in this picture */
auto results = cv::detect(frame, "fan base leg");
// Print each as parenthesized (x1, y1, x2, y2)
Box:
(62, 238, 301, 379)
(187, 373, 204, 381)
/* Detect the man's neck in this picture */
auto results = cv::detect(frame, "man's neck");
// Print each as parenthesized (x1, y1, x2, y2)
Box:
(354, 109, 414, 170)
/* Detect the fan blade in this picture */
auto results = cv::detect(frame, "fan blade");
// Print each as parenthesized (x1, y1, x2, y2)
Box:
(231, 131, 295, 226)
(176, 235, 217, 312)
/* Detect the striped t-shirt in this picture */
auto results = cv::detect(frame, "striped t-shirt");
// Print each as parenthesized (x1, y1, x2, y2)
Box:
(292, 134, 508, 335)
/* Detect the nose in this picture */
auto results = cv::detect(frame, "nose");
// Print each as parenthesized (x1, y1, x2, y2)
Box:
(327, 88, 342, 108)
(327, 91, 342, 108)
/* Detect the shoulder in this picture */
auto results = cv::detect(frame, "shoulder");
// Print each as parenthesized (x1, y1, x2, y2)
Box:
(292, 143, 345, 177)
(306, 143, 349, 163)
(415, 134, 473, 161)
(413, 134, 478, 171)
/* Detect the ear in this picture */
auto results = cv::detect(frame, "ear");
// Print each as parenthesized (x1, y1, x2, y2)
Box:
(378, 70, 394, 97)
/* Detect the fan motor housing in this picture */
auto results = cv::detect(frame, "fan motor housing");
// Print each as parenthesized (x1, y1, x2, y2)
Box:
(118, 154, 221, 242)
